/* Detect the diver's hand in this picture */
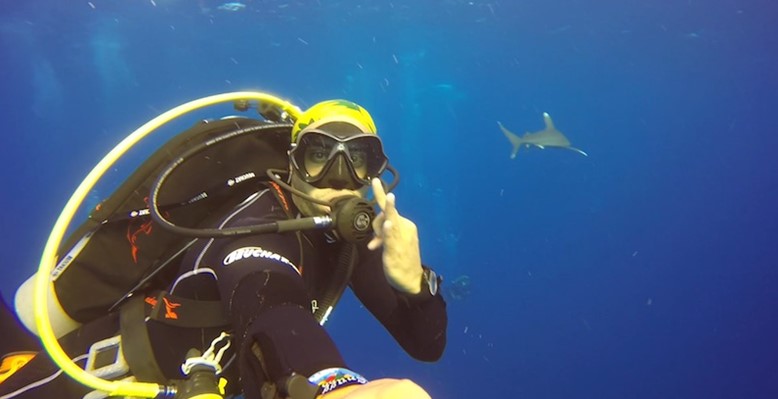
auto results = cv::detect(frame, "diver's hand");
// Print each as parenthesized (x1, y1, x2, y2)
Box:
(334, 378, 431, 399)
(367, 178, 423, 294)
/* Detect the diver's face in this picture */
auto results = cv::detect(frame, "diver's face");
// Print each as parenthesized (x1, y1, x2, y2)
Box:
(290, 172, 368, 216)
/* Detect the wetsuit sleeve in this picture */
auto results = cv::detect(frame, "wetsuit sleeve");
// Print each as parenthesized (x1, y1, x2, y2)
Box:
(349, 246, 447, 361)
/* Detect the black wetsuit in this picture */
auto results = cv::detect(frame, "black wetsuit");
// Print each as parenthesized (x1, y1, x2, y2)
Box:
(162, 186, 446, 397)
(1, 186, 447, 399)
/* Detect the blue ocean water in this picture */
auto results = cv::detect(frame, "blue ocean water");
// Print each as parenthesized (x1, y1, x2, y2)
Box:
(2, 1, 777, 398)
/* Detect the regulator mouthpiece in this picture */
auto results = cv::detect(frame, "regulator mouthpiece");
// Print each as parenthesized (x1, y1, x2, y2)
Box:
(331, 196, 375, 243)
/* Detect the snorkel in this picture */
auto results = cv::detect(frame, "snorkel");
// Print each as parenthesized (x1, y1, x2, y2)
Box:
(33, 92, 397, 399)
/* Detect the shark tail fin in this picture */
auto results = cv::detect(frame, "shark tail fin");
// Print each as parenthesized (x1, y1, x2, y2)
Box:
(497, 121, 523, 159)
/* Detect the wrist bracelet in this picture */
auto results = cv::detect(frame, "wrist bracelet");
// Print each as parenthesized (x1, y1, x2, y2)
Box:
(308, 367, 368, 395)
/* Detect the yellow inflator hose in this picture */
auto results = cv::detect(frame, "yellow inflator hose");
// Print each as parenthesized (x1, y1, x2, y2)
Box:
(34, 92, 301, 398)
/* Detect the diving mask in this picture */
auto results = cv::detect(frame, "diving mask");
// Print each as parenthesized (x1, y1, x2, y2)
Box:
(290, 129, 388, 190)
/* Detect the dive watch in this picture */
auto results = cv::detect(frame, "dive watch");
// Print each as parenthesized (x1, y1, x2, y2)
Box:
(422, 267, 440, 296)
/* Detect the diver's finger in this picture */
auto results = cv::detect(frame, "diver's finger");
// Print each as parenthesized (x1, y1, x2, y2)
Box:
(384, 193, 400, 219)
(368, 214, 391, 251)
(372, 212, 386, 233)
(369, 212, 385, 249)
(367, 237, 382, 250)
(371, 178, 387, 210)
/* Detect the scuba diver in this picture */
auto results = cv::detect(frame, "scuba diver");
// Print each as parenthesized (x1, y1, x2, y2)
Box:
(2, 96, 446, 399)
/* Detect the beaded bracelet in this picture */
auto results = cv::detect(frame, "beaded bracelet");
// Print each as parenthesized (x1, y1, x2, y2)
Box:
(308, 367, 368, 395)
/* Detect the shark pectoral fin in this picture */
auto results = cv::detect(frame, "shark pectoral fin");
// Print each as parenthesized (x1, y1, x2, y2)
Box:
(568, 147, 588, 157)
(537, 144, 545, 150)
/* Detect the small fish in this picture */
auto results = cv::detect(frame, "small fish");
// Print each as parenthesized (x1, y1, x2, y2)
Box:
(217, 2, 246, 12)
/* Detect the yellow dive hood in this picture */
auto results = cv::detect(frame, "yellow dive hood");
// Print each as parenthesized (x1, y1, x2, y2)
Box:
(33, 92, 301, 398)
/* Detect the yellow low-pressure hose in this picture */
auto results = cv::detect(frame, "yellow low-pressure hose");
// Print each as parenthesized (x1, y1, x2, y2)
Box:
(33, 92, 300, 398)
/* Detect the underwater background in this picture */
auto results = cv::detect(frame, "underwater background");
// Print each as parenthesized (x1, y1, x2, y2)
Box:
(2, 0, 777, 398)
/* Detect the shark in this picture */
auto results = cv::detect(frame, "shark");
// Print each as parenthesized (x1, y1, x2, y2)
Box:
(498, 112, 588, 158)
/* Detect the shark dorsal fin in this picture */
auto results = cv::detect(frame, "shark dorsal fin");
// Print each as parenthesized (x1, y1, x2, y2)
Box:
(542, 112, 555, 131)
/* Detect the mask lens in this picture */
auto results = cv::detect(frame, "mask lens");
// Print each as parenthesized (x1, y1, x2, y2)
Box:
(292, 131, 388, 187)
(302, 138, 332, 177)
(293, 133, 332, 179)
(345, 136, 386, 180)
